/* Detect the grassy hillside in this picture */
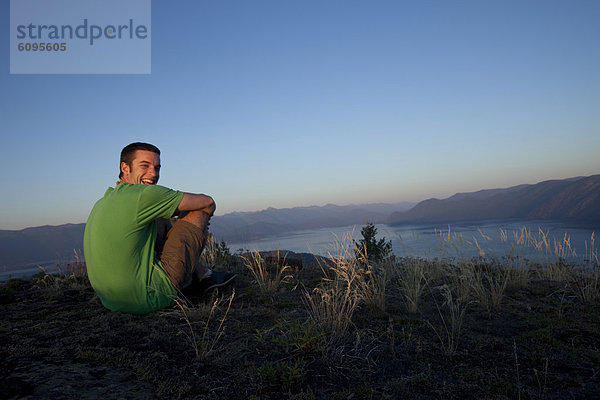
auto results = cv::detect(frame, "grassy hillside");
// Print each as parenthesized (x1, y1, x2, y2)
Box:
(1, 237, 599, 399)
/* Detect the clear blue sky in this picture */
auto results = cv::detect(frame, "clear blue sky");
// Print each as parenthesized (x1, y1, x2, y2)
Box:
(2, 0, 599, 230)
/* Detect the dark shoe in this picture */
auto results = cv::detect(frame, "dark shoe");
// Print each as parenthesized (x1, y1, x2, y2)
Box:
(199, 271, 237, 293)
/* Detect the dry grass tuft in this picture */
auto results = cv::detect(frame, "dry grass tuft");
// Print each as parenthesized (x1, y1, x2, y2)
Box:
(242, 250, 291, 293)
(303, 283, 360, 339)
(201, 233, 232, 270)
(571, 266, 600, 302)
(174, 290, 235, 360)
(304, 234, 362, 337)
(354, 245, 390, 312)
(427, 285, 469, 356)
(467, 262, 511, 313)
(396, 258, 428, 313)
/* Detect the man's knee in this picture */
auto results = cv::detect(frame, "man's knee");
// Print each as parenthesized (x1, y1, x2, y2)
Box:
(179, 210, 211, 230)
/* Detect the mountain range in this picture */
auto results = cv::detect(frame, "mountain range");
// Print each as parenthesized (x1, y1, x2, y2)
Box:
(390, 175, 600, 225)
(210, 202, 414, 243)
(2, 174, 598, 271)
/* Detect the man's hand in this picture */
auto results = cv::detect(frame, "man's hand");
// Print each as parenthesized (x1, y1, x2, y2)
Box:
(205, 201, 216, 216)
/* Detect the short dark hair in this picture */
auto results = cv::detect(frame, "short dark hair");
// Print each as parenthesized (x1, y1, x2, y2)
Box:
(119, 142, 161, 179)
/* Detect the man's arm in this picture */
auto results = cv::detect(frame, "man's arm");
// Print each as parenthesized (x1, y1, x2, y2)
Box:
(177, 193, 216, 215)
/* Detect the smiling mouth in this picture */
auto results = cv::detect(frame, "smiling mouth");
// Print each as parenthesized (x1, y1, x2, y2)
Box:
(141, 178, 155, 185)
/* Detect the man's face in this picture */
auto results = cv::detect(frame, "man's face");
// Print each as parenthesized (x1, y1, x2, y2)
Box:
(120, 150, 161, 185)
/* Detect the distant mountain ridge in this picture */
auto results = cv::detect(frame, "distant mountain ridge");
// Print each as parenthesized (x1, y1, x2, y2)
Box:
(0, 201, 414, 268)
(0, 223, 86, 268)
(211, 202, 414, 242)
(390, 175, 600, 225)
(3, 174, 597, 271)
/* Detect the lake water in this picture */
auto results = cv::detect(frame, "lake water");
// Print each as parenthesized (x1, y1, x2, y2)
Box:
(229, 220, 599, 267)
(0, 260, 67, 281)
(2, 220, 598, 281)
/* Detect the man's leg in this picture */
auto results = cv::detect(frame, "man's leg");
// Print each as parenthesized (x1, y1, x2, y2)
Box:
(159, 210, 211, 291)
(155, 217, 173, 257)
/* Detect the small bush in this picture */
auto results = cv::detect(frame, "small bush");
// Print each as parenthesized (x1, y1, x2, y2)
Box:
(354, 221, 392, 264)
(258, 358, 307, 389)
(0, 279, 28, 296)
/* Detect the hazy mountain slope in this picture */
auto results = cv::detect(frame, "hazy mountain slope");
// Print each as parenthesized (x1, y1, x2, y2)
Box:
(0, 224, 85, 267)
(210, 202, 414, 242)
(390, 175, 600, 225)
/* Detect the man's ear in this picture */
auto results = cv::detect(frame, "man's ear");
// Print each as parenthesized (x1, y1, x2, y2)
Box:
(120, 161, 130, 177)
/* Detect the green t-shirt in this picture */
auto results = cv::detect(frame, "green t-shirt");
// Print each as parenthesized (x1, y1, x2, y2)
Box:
(84, 183, 185, 314)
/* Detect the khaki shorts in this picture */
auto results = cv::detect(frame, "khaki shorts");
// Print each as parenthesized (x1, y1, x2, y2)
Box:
(156, 219, 208, 291)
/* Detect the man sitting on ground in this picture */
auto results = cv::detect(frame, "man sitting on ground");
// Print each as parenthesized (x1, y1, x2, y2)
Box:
(84, 142, 235, 314)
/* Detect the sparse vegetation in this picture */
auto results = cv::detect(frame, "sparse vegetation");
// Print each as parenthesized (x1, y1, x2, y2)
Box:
(1, 226, 599, 399)
(173, 290, 235, 360)
(201, 233, 232, 269)
(396, 257, 429, 313)
(304, 233, 362, 337)
(242, 250, 292, 293)
(427, 284, 469, 356)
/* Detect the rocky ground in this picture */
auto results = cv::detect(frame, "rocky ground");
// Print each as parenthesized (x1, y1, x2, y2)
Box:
(1, 252, 599, 399)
